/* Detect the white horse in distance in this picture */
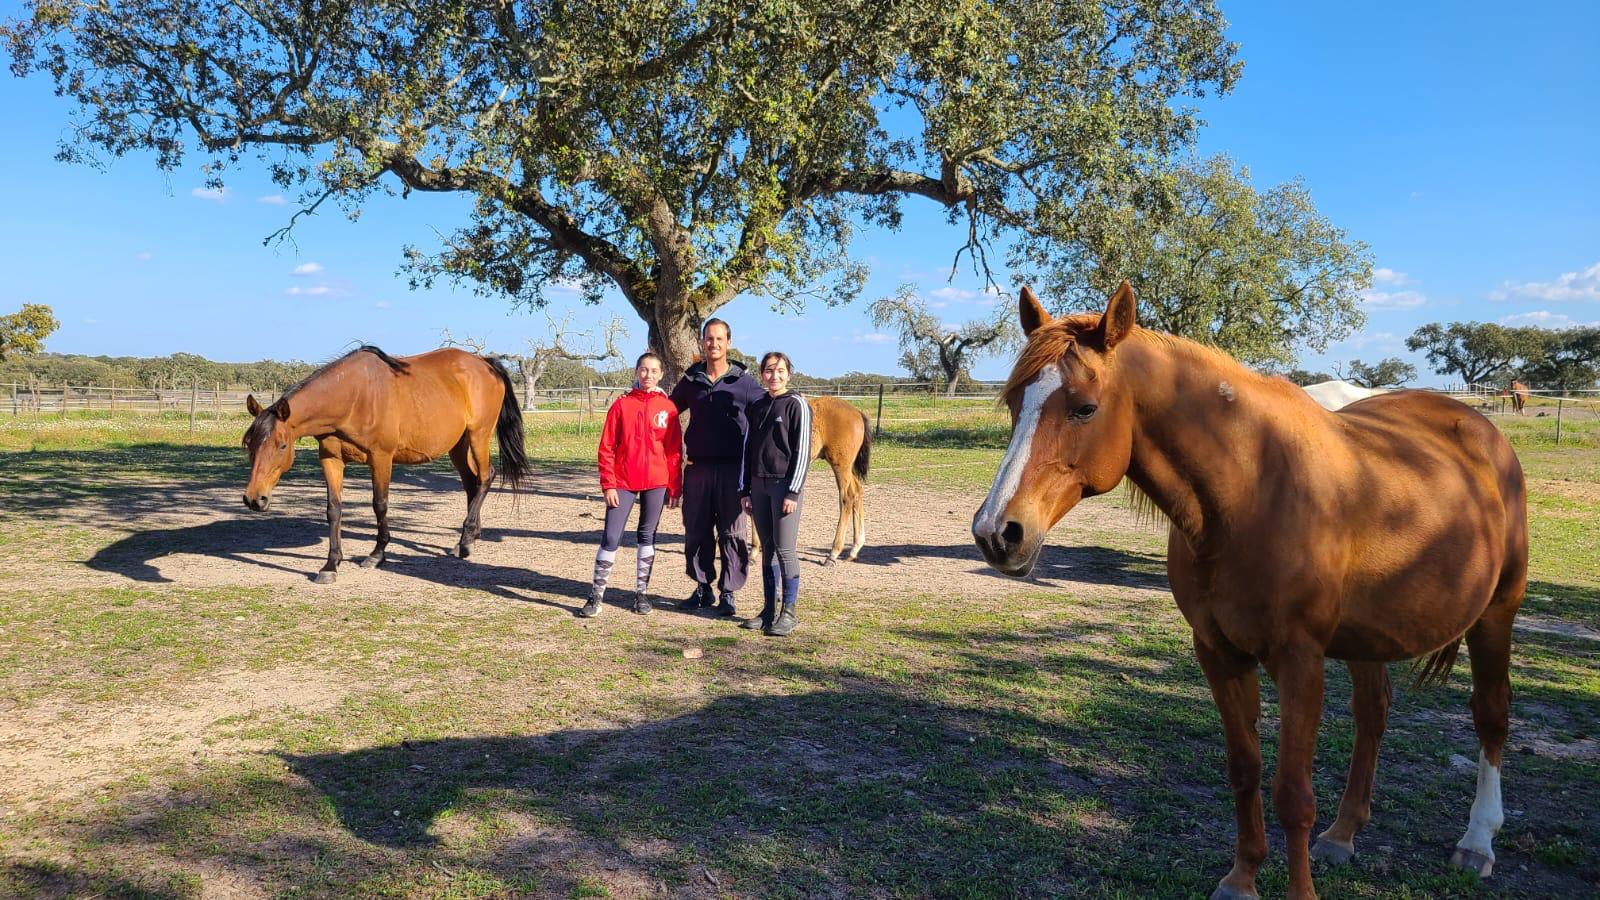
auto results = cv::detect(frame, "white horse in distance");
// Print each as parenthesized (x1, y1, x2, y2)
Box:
(1303, 379, 1389, 411)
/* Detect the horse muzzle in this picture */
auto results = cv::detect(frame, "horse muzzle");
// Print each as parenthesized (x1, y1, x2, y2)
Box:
(972, 515, 1042, 578)
(244, 493, 270, 512)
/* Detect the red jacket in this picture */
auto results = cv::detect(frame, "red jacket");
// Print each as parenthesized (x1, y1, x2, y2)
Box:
(598, 387, 683, 497)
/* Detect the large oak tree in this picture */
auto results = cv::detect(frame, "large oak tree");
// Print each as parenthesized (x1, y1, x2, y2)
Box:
(4, 0, 1238, 377)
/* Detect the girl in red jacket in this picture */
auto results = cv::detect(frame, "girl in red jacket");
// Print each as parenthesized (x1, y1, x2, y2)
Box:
(581, 351, 683, 617)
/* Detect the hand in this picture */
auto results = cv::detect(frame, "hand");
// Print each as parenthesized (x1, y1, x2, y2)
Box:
(741, 496, 753, 514)
(604, 488, 619, 509)
(667, 494, 679, 510)
(781, 498, 797, 515)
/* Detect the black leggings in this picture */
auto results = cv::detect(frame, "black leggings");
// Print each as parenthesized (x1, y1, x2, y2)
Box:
(600, 487, 666, 552)
(749, 477, 803, 579)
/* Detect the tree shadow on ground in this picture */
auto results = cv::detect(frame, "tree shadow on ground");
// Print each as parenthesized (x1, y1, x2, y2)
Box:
(853, 541, 1169, 591)
(56, 620, 1595, 898)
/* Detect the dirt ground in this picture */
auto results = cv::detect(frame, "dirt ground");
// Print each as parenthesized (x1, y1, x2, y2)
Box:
(1, 465, 1165, 814)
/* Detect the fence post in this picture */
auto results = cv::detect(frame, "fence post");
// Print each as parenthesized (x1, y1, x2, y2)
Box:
(189, 378, 198, 433)
(874, 383, 885, 438)
(61, 382, 69, 419)
(1555, 398, 1563, 446)
(9, 382, 15, 416)
(213, 382, 221, 419)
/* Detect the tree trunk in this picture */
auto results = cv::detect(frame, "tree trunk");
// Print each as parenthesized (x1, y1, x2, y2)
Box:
(945, 373, 960, 398)
(648, 299, 703, 387)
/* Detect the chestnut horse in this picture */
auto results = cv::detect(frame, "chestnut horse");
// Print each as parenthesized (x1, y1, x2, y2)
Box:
(243, 346, 528, 583)
(808, 395, 872, 563)
(1508, 380, 1530, 415)
(973, 284, 1527, 900)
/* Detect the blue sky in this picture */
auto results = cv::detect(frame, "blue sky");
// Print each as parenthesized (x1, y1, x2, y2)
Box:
(1, 1, 1596, 384)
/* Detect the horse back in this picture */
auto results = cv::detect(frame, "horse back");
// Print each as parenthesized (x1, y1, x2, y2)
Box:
(347, 348, 507, 458)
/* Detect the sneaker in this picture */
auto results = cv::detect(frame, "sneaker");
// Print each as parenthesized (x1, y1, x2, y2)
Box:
(631, 592, 653, 615)
(766, 607, 798, 636)
(715, 591, 738, 617)
(677, 584, 712, 611)
(577, 596, 602, 618)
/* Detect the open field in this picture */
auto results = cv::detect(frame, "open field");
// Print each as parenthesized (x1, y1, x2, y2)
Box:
(0, 410, 1596, 898)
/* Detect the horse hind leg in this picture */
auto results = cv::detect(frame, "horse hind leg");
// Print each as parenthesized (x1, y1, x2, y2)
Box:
(848, 481, 866, 560)
(1312, 661, 1391, 865)
(359, 452, 394, 569)
(448, 438, 484, 558)
(1451, 606, 1517, 877)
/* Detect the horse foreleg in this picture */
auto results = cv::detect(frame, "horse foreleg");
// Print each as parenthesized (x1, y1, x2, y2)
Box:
(1452, 609, 1515, 877)
(1195, 638, 1267, 900)
(315, 447, 346, 584)
(361, 452, 393, 569)
(848, 481, 867, 560)
(1313, 661, 1391, 864)
(1264, 645, 1326, 900)
(826, 458, 850, 565)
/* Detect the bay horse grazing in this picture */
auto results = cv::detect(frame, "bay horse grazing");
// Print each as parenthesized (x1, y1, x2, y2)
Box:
(243, 346, 529, 583)
(807, 396, 872, 563)
(973, 284, 1527, 900)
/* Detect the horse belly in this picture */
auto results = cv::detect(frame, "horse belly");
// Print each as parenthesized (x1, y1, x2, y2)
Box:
(1328, 564, 1498, 662)
(392, 449, 435, 465)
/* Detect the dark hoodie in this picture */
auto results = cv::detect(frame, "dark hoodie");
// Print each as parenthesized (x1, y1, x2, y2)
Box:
(669, 359, 767, 463)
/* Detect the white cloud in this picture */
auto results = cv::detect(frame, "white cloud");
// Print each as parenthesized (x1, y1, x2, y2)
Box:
(135, 251, 153, 262)
(291, 262, 324, 276)
(1372, 268, 1411, 285)
(285, 285, 336, 296)
(851, 332, 890, 344)
(1498, 310, 1598, 328)
(1360, 289, 1427, 310)
(1488, 262, 1600, 302)
(191, 186, 230, 202)
(83, 318, 99, 325)
(257, 194, 287, 205)
(928, 284, 1003, 305)
(1337, 331, 1402, 352)
(373, 301, 392, 310)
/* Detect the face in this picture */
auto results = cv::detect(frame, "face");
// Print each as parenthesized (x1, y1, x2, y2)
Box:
(636, 357, 663, 390)
(761, 357, 791, 395)
(973, 284, 1138, 577)
(701, 322, 729, 364)
(242, 395, 296, 511)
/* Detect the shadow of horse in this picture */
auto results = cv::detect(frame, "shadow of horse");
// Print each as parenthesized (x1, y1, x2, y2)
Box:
(850, 542, 1169, 591)
(86, 517, 328, 583)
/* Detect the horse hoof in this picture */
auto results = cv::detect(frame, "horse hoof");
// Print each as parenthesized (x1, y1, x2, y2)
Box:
(1208, 885, 1258, 900)
(1450, 847, 1494, 878)
(821, 556, 836, 567)
(1311, 837, 1355, 865)
(359, 554, 383, 569)
(313, 571, 337, 585)
(456, 545, 471, 559)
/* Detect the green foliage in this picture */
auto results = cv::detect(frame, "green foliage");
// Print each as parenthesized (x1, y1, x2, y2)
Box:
(0, 351, 316, 391)
(1028, 155, 1372, 366)
(1519, 327, 1600, 391)
(0, 303, 59, 360)
(869, 284, 1017, 395)
(1405, 321, 1546, 386)
(1280, 368, 1335, 387)
(1339, 356, 1415, 389)
(3, 0, 1240, 373)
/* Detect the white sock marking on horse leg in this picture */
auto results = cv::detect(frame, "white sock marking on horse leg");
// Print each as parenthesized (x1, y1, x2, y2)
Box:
(976, 366, 1062, 534)
(1456, 751, 1503, 861)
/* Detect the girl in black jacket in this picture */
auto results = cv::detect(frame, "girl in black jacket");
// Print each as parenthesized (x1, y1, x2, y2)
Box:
(739, 351, 811, 635)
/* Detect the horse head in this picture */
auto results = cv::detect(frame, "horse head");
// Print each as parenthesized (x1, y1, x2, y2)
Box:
(972, 282, 1138, 576)
(242, 394, 295, 511)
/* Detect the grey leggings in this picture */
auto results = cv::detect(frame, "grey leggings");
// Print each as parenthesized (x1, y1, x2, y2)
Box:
(600, 487, 666, 552)
(749, 477, 803, 578)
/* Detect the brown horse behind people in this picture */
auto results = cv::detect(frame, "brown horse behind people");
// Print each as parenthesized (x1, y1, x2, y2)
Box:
(807, 396, 872, 563)
(973, 283, 1528, 900)
(1508, 380, 1530, 414)
(243, 346, 528, 583)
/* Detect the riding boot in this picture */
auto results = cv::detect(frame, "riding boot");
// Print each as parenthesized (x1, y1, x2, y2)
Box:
(741, 562, 778, 630)
(580, 550, 614, 617)
(678, 582, 712, 611)
(766, 576, 800, 636)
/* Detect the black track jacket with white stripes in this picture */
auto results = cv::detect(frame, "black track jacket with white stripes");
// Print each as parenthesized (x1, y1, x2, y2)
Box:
(739, 392, 811, 502)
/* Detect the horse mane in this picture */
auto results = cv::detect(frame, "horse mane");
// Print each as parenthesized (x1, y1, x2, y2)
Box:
(278, 345, 410, 402)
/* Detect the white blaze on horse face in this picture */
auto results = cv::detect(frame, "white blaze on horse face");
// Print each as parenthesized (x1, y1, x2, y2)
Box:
(1456, 751, 1504, 865)
(976, 364, 1063, 535)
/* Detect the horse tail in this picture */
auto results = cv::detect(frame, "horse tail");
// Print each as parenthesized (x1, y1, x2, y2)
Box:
(1408, 637, 1463, 690)
(488, 357, 529, 494)
(852, 408, 872, 481)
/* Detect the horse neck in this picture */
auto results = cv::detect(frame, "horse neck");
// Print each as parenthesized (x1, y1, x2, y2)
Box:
(1117, 336, 1285, 543)
(284, 364, 369, 440)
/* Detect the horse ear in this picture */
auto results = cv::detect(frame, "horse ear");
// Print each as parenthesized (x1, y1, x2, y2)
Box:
(1019, 286, 1049, 336)
(246, 394, 262, 417)
(1095, 280, 1138, 349)
(272, 397, 291, 420)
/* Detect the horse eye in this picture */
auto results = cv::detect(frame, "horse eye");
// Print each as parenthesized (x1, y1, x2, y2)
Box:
(277, 442, 288, 450)
(1072, 404, 1098, 421)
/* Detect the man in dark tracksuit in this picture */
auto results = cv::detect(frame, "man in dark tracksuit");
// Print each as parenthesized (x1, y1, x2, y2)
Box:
(669, 319, 766, 615)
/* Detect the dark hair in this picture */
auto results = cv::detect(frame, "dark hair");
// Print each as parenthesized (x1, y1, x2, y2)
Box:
(759, 351, 794, 375)
(701, 318, 731, 339)
(634, 350, 663, 368)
